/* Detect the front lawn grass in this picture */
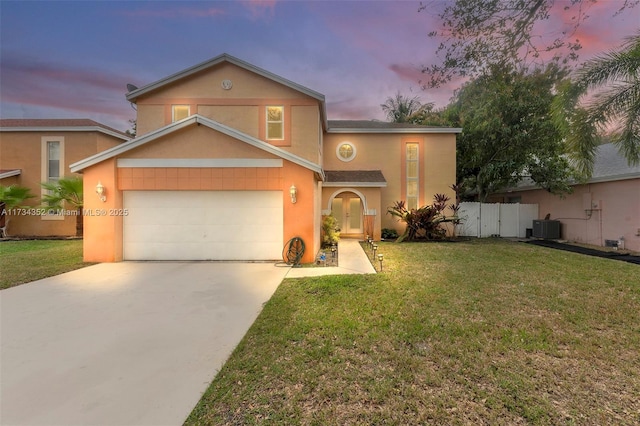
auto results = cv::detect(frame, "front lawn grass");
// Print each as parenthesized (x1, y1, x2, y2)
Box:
(187, 239, 640, 425)
(0, 239, 90, 289)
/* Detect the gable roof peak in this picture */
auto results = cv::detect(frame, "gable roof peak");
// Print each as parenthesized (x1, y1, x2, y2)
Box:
(125, 53, 325, 103)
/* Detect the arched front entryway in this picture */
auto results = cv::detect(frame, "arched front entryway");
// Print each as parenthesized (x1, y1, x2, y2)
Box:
(326, 188, 368, 238)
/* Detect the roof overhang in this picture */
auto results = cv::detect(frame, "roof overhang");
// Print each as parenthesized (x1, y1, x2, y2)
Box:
(499, 173, 640, 194)
(327, 127, 462, 134)
(322, 170, 387, 187)
(0, 126, 130, 141)
(69, 114, 324, 178)
(322, 182, 387, 188)
(0, 169, 21, 179)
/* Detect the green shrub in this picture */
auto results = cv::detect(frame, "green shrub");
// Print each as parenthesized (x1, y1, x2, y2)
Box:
(381, 228, 399, 240)
(321, 215, 340, 247)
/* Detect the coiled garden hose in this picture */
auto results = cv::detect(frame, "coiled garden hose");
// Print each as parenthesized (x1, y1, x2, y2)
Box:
(282, 237, 305, 267)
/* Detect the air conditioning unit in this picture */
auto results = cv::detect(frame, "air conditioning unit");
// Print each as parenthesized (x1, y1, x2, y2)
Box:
(532, 220, 560, 239)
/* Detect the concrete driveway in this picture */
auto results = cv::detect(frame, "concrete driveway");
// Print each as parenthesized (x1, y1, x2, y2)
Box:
(0, 262, 289, 426)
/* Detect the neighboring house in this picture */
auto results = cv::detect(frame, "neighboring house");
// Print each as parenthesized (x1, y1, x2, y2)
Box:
(491, 143, 640, 252)
(0, 119, 129, 237)
(70, 54, 460, 263)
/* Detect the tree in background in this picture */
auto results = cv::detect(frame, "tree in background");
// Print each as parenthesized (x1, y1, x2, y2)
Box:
(419, 0, 637, 88)
(411, 0, 637, 198)
(126, 119, 137, 137)
(41, 176, 84, 237)
(381, 92, 433, 123)
(422, 64, 576, 201)
(553, 32, 640, 176)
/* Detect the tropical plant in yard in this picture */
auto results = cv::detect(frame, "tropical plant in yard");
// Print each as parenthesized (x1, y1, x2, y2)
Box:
(387, 193, 459, 242)
(0, 184, 36, 237)
(41, 176, 83, 236)
(0, 185, 35, 209)
(321, 214, 340, 247)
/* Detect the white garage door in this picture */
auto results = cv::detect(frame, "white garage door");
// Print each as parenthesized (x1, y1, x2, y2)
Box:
(123, 191, 283, 261)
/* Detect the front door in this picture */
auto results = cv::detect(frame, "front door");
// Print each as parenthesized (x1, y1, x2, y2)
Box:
(332, 195, 363, 235)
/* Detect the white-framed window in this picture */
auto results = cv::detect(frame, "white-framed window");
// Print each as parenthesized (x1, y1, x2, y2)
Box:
(41, 137, 64, 185)
(172, 105, 190, 122)
(406, 143, 419, 210)
(41, 136, 65, 220)
(336, 142, 356, 162)
(266, 106, 284, 140)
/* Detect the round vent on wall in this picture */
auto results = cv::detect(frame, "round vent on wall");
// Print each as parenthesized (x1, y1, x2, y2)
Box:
(337, 142, 356, 162)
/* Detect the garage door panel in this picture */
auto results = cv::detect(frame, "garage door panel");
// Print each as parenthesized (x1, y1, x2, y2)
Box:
(123, 191, 283, 260)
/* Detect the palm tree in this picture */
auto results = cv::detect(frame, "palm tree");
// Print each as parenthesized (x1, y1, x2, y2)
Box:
(41, 176, 84, 236)
(0, 185, 35, 237)
(554, 32, 640, 176)
(381, 92, 432, 123)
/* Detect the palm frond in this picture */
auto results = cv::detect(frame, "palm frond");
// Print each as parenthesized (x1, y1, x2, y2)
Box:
(41, 176, 83, 209)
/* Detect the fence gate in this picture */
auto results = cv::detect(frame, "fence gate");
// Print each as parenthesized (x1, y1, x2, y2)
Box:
(457, 202, 538, 238)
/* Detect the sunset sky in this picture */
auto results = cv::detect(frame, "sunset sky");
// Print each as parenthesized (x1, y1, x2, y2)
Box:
(1, 0, 638, 133)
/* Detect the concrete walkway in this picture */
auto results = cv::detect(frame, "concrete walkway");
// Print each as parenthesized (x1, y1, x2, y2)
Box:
(285, 238, 377, 278)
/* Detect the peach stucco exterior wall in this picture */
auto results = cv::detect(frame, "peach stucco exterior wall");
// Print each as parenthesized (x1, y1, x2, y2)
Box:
(134, 62, 322, 165)
(125, 125, 278, 159)
(282, 163, 318, 263)
(498, 179, 640, 252)
(322, 132, 456, 235)
(82, 158, 124, 262)
(0, 131, 124, 236)
(118, 167, 283, 191)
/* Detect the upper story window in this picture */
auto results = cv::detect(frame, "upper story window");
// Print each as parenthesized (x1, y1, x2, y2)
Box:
(41, 137, 63, 185)
(336, 142, 356, 162)
(172, 105, 190, 122)
(47, 141, 61, 183)
(41, 136, 64, 220)
(406, 143, 419, 210)
(266, 106, 284, 140)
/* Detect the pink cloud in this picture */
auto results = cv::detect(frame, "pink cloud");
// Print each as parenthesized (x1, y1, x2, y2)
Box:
(120, 7, 225, 19)
(2, 56, 126, 93)
(389, 63, 423, 84)
(243, 0, 277, 19)
(0, 54, 134, 122)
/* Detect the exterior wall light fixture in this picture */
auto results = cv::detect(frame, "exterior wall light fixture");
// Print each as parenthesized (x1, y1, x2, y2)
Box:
(96, 181, 106, 202)
(289, 184, 297, 204)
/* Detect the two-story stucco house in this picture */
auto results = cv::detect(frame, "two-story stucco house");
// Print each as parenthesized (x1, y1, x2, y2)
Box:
(70, 54, 460, 263)
(0, 119, 129, 237)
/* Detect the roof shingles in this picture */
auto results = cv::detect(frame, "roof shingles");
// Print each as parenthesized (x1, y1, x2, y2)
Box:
(324, 170, 386, 184)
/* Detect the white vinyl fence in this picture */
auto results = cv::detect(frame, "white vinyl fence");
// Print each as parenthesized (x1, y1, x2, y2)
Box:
(457, 202, 539, 238)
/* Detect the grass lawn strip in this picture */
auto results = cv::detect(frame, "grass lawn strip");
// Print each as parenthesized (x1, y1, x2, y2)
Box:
(186, 239, 640, 425)
(0, 239, 90, 289)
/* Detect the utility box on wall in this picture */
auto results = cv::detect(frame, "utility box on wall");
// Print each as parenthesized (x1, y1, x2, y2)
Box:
(532, 220, 560, 239)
